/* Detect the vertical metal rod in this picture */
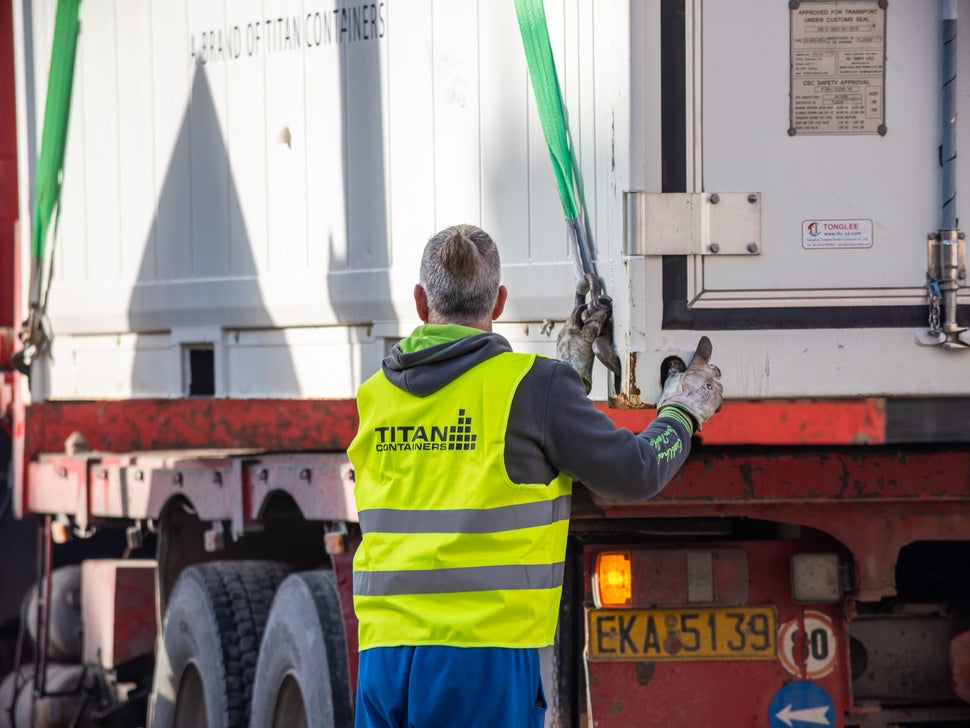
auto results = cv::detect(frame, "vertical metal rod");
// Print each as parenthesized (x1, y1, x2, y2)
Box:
(942, 0, 958, 230)
(37, 515, 53, 699)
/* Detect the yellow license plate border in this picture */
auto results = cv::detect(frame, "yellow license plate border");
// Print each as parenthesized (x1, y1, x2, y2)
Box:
(587, 605, 778, 662)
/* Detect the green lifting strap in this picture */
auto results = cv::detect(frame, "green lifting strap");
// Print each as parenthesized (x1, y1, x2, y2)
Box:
(514, 0, 598, 279)
(514, 0, 623, 379)
(513, 0, 578, 221)
(12, 0, 80, 375)
(32, 0, 81, 262)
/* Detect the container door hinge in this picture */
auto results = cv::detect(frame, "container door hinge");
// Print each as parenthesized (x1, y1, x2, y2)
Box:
(915, 229, 970, 349)
(624, 191, 762, 256)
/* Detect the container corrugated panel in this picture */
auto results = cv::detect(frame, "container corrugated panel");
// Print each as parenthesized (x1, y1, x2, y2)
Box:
(17, 0, 626, 399)
(14, 0, 970, 402)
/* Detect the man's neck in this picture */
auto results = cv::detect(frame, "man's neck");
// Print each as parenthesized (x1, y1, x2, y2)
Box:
(426, 314, 492, 332)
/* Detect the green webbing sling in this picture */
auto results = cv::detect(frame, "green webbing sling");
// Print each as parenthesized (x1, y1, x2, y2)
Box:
(513, 0, 578, 221)
(514, 0, 622, 378)
(33, 0, 80, 262)
(514, 0, 595, 277)
(15, 0, 80, 374)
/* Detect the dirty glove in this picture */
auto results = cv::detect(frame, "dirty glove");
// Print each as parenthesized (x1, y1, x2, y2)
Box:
(657, 336, 723, 431)
(557, 275, 612, 391)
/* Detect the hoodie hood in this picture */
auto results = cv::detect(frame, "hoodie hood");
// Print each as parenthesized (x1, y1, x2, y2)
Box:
(383, 325, 513, 396)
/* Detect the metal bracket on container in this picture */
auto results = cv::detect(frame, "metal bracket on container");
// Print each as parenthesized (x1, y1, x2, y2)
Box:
(625, 191, 762, 256)
(915, 229, 970, 350)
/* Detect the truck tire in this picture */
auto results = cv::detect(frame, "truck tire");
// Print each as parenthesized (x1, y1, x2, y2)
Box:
(149, 561, 289, 728)
(0, 666, 24, 728)
(12, 663, 87, 728)
(249, 571, 354, 728)
(23, 566, 82, 662)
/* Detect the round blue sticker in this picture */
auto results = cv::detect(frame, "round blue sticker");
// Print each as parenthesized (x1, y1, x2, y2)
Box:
(769, 682, 835, 728)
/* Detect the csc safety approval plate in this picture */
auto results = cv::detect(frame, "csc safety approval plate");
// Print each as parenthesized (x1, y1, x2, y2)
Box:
(588, 606, 777, 662)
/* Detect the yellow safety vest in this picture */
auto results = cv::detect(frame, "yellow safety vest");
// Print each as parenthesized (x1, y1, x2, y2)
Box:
(349, 351, 572, 650)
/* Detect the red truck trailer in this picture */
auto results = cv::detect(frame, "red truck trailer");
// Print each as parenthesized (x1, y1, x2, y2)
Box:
(2, 1, 970, 727)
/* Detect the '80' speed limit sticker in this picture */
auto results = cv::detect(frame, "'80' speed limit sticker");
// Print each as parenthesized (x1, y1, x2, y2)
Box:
(777, 610, 837, 679)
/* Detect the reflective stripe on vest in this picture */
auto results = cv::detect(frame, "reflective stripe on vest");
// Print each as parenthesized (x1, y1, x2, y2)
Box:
(349, 350, 572, 650)
(354, 561, 565, 597)
(357, 494, 572, 534)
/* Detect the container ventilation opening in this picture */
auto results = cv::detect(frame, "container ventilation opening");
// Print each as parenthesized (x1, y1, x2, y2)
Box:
(184, 346, 215, 397)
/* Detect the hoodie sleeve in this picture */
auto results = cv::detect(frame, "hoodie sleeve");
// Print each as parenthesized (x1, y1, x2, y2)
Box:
(505, 359, 692, 502)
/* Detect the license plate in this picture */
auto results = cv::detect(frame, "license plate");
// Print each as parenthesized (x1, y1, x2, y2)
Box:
(588, 606, 777, 661)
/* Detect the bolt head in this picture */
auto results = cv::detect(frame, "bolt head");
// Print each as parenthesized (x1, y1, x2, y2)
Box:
(747, 242, 759, 253)
(709, 243, 720, 254)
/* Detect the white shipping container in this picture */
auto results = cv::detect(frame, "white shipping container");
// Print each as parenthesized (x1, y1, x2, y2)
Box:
(12, 0, 970, 404)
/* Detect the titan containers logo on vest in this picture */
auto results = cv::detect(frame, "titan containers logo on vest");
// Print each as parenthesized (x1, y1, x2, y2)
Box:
(372, 409, 477, 452)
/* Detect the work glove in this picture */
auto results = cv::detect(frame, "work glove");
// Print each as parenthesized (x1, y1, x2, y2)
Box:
(556, 274, 615, 391)
(657, 336, 723, 431)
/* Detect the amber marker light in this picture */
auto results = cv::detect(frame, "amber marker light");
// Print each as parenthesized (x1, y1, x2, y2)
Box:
(594, 551, 632, 608)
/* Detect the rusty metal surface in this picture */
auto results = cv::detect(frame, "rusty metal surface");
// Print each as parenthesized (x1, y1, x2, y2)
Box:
(0, 374, 11, 435)
(624, 548, 749, 607)
(19, 399, 359, 525)
(574, 447, 970, 601)
(81, 559, 157, 669)
(951, 630, 970, 703)
(23, 398, 360, 459)
(600, 399, 888, 446)
(26, 457, 91, 528)
(23, 424, 970, 605)
(851, 609, 967, 702)
(0, 327, 15, 372)
(583, 540, 849, 727)
(846, 706, 970, 727)
(245, 454, 357, 523)
(644, 447, 970, 503)
(96, 457, 237, 522)
(19, 398, 901, 471)
(579, 500, 970, 604)
(27, 449, 357, 540)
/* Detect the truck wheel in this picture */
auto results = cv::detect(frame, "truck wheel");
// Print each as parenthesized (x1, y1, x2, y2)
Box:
(149, 561, 289, 728)
(23, 565, 82, 662)
(12, 663, 88, 728)
(249, 571, 354, 728)
(0, 666, 25, 728)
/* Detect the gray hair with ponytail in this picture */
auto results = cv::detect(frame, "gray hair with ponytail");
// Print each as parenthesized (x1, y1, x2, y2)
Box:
(419, 224, 502, 323)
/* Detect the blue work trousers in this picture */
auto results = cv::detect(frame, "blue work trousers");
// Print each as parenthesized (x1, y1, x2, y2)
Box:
(355, 645, 547, 728)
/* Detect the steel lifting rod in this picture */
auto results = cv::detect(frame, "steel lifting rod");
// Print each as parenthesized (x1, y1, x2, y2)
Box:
(919, 1, 969, 349)
(943, 0, 958, 233)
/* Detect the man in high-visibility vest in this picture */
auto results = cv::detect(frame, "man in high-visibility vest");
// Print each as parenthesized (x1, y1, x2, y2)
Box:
(350, 224, 723, 728)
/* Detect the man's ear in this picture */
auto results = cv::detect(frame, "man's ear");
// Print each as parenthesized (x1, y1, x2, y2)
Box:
(491, 285, 508, 321)
(414, 284, 430, 322)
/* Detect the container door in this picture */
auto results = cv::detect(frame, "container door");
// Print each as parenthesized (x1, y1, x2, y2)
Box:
(616, 0, 970, 403)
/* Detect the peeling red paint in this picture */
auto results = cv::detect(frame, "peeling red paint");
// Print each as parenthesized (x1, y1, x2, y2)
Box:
(584, 541, 850, 726)
(596, 399, 887, 445)
(24, 398, 360, 459)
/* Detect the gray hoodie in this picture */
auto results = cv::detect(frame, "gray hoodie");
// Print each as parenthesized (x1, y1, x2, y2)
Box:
(382, 327, 692, 502)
